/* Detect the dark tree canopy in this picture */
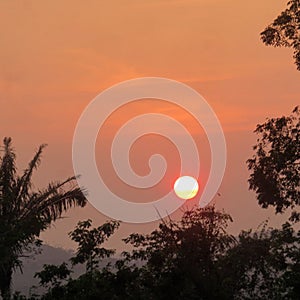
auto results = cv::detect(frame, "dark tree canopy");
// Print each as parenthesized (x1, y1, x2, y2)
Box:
(261, 0, 300, 70)
(223, 222, 300, 299)
(31, 207, 300, 300)
(69, 219, 120, 272)
(122, 206, 236, 300)
(247, 107, 300, 220)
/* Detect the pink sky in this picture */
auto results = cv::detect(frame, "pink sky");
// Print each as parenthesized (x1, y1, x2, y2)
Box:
(0, 0, 299, 250)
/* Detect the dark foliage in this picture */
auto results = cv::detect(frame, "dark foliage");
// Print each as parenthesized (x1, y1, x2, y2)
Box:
(30, 208, 300, 300)
(261, 0, 300, 70)
(247, 107, 300, 221)
(69, 219, 120, 272)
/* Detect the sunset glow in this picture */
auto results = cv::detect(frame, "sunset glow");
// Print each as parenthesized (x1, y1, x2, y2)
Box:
(0, 0, 298, 248)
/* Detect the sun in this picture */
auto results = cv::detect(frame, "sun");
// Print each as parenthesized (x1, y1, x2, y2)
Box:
(174, 176, 199, 200)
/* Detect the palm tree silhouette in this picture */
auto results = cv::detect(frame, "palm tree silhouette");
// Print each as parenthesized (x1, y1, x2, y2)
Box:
(0, 137, 87, 299)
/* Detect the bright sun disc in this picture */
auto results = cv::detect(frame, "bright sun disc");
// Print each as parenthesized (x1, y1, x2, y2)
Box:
(174, 176, 199, 200)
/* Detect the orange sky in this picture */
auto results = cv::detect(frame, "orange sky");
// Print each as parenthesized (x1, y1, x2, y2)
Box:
(0, 0, 299, 250)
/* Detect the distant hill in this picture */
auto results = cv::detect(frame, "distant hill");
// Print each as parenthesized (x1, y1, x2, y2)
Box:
(12, 245, 116, 297)
(12, 245, 77, 296)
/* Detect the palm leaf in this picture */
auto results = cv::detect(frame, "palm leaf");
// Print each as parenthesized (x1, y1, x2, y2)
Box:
(16, 144, 47, 203)
(0, 137, 87, 298)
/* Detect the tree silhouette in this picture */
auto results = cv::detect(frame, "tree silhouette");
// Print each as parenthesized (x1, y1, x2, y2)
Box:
(35, 219, 120, 300)
(261, 0, 300, 70)
(247, 107, 300, 221)
(0, 137, 87, 299)
(222, 222, 300, 299)
(69, 219, 120, 273)
(122, 206, 236, 300)
(32, 207, 300, 299)
(34, 263, 72, 289)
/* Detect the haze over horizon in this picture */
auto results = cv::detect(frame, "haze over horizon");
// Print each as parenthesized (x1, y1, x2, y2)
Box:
(0, 0, 299, 250)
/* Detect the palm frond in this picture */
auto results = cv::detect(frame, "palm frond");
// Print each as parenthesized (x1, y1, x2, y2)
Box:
(16, 144, 47, 203)
(0, 138, 87, 298)
(0, 137, 17, 215)
(18, 176, 86, 222)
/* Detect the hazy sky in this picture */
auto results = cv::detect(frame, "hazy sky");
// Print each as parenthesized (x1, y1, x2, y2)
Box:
(1, 0, 299, 250)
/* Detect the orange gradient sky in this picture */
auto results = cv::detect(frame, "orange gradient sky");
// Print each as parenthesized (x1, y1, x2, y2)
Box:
(0, 0, 299, 250)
